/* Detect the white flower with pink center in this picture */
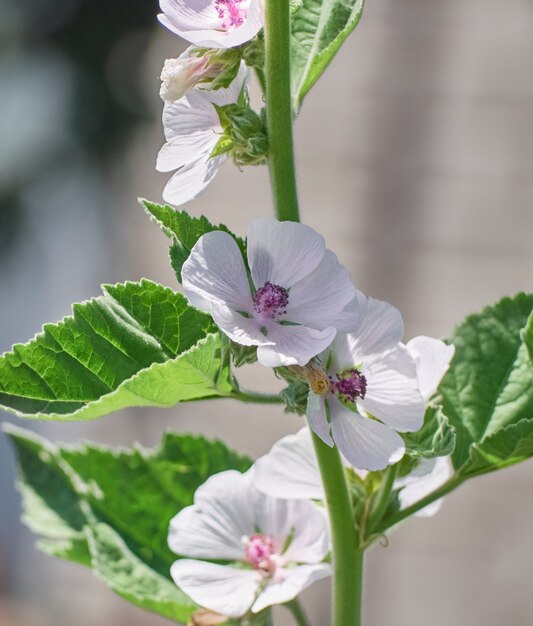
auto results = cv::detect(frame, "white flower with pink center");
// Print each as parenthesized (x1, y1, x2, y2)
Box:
(181, 217, 361, 367)
(168, 470, 330, 618)
(254, 334, 454, 510)
(157, 62, 248, 207)
(306, 295, 428, 470)
(159, 0, 264, 48)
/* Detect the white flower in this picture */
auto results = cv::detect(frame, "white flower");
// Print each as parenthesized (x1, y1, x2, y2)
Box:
(394, 456, 452, 517)
(157, 62, 248, 207)
(405, 335, 455, 400)
(254, 335, 454, 512)
(253, 430, 452, 517)
(159, 0, 264, 48)
(181, 217, 360, 367)
(168, 470, 330, 618)
(306, 295, 425, 470)
(160, 53, 219, 104)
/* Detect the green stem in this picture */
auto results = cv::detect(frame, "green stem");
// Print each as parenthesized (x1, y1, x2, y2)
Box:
(286, 599, 311, 626)
(365, 464, 398, 536)
(230, 389, 284, 404)
(376, 474, 465, 534)
(310, 429, 363, 626)
(264, 0, 300, 221)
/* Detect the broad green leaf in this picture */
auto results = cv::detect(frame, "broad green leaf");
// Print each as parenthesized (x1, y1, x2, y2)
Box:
(524, 310, 533, 362)
(0, 280, 235, 421)
(402, 407, 456, 459)
(291, 0, 364, 109)
(142, 200, 246, 282)
(438, 293, 533, 469)
(7, 425, 87, 540)
(59, 432, 252, 572)
(459, 417, 533, 478)
(86, 523, 196, 623)
(6, 426, 252, 623)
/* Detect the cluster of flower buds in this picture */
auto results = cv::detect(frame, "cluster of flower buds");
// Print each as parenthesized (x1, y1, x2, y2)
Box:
(212, 103, 268, 165)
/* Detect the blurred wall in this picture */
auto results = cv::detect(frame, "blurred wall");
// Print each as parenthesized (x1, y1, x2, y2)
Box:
(1, 0, 533, 625)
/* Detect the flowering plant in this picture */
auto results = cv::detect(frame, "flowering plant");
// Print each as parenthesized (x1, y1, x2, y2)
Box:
(2, 1, 532, 626)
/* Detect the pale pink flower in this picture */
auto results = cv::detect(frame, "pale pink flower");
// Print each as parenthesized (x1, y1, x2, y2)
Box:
(307, 295, 426, 470)
(181, 217, 360, 367)
(254, 333, 454, 508)
(168, 470, 330, 618)
(159, 0, 264, 48)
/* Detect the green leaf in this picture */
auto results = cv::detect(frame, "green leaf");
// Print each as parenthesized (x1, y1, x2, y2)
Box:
(86, 523, 196, 623)
(438, 292, 533, 470)
(459, 417, 533, 478)
(523, 310, 533, 363)
(0, 279, 235, 421)
(291, 0, 364, 109)
(402, 406, 456, 459)
(6, 426, 252, 623)
(142, 200, 246, 282)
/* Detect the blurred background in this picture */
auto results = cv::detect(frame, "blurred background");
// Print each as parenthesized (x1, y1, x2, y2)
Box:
(1, 0, 533, 624)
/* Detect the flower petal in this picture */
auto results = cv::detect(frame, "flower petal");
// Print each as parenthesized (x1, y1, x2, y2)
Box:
(359, 344, 425, 432)
(329, 399, 405, 470)
(253, 428, 323, 500)
(157, 92, 221, 171)
(396, 456, 452, 517)
(211, 302, 274, 346)
(406, 336, 455, 400)
(330, 296, 404, 371)
(249, 489, 328, 564)
(252, 564, 330, 613)
(159, 0, 263, 48)
(162, 154, 225, 207)
(285, 251, 358, 331)
(257, 323, 336, 367)
(160, 0, 220, 33)
(169, 470, 255, 560)
(306, 393, 333, 447)
(170, 560, 261, 618)
(247, 218, 325, 289)
(182, 230, 253, 313)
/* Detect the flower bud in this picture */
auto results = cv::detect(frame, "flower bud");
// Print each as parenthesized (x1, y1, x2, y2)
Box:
(287, 361, 330, 395)
(159, 55, 214, 103)
(212, 103, 268, 166)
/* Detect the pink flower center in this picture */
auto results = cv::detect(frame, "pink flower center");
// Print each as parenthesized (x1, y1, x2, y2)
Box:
(330, 368, 367, 403)
(215, 0, 248, 30)
(244, 534, 276, 572)
(253, 282, 289, 320)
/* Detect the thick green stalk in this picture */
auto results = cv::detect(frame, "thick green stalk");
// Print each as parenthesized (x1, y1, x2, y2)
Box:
(264, 0, 300, 221)
(311, 429, 363, 626)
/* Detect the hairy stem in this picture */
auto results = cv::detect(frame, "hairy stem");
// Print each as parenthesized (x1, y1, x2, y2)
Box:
(376, 474, 465, 533)
(311, 429, 363, 626)
(264, 0, 300, 221)
(365, 464, 398, 536)
(230, 389, 284, 404)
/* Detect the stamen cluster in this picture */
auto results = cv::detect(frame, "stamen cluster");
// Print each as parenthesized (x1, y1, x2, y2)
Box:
(244, 533, 276, 572)
(253, 281, 289, 320)
(330, 368, 367, 402)
(215, 0, 247, 30)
